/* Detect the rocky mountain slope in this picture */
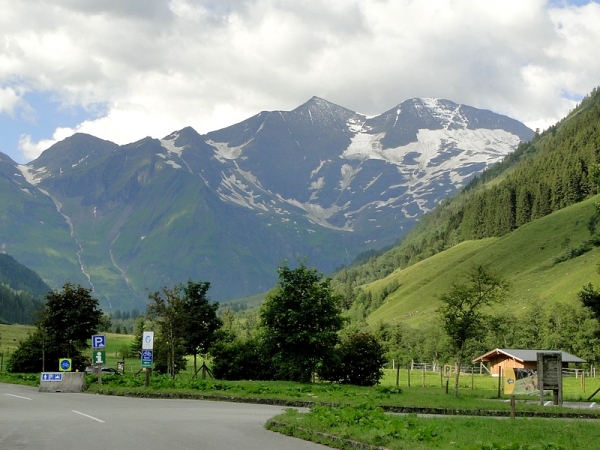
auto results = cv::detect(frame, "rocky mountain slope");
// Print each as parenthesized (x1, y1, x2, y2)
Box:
(0, 97, 533, 309)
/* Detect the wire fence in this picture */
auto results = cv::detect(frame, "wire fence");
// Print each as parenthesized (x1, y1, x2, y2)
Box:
(390, 361, 595, 378)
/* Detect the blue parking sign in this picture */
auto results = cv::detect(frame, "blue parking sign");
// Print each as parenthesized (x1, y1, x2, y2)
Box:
(92, 335, 106, 349)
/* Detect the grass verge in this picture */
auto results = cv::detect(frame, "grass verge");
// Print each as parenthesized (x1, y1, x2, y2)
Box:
(268, 404, 599, 450)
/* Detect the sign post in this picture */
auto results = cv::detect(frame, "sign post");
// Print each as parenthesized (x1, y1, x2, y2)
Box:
(142, 331, 154, 387)
(92, 334, 106, 385)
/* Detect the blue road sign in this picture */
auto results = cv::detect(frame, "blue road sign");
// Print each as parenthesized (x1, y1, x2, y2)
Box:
(141, 350, 153, 362)
(92, 335, 106, 349)
(41, 373, 63, 381)
(59, 358, 72, 372)
(141, 349, 153, 368)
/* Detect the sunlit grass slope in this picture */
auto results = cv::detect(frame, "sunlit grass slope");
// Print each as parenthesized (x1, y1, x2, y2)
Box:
(367, 194, 600, 326)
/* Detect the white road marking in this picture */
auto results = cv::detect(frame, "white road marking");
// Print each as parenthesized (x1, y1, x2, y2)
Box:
(71, 410, 105, 423)
(4, 394, 32, 400)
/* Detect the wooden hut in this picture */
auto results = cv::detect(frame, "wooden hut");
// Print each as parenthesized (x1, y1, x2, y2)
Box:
(472, 348, 585, 376)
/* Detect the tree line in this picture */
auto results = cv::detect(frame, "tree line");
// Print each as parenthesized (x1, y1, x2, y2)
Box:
(6, 263, 386, 387)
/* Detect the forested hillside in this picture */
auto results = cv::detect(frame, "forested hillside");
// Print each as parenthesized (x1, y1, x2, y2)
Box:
(333, 87, 600, 299)
(0, 254, 49, 324)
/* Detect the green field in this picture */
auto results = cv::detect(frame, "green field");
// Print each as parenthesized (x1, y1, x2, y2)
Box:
(366, 195, 600, 326)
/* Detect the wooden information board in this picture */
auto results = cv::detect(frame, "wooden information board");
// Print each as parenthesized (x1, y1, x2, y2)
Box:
(537, 352, 562, 405)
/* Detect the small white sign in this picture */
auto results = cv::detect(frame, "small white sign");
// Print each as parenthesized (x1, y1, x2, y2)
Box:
(142, 331, 154, 350)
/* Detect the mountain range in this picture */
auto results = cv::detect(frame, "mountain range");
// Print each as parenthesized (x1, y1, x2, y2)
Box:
(0, 96, 533, 310)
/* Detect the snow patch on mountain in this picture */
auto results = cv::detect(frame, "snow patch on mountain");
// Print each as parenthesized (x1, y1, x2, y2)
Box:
(282, 197, 353, 231)
(420, 98, 468, 129)
(160, 137, 185, 157)
(17, 164, 46, 185)
(206, 139, 252, 161)
(343, 128, 518, 168)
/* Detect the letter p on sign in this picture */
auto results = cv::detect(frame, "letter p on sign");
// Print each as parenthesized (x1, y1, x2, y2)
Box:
(92, 335, 106, 349)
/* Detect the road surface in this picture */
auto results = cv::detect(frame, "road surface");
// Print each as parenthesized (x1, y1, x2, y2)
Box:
(0, 383, 327, 450)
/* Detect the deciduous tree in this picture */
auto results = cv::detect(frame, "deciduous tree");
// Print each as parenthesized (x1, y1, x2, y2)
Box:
(260, 261, 344, 383)
(438, 264, 509, 396)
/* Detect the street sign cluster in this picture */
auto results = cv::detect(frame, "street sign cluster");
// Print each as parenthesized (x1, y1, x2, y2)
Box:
(92, 334, 106, 366)
(41, 373, 63, 381)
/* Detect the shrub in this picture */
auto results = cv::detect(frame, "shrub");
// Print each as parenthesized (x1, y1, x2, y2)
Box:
(211, 338, 275, 381)
(320, 332, 386, 386)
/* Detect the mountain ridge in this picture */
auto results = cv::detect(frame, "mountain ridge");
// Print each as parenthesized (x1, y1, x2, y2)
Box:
(1, 96, 533, 309)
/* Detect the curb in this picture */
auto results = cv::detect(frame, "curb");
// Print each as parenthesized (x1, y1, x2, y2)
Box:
(90, 389, 600, 419)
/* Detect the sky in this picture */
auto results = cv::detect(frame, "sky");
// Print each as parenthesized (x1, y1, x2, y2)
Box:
(1, 0, 599, 164)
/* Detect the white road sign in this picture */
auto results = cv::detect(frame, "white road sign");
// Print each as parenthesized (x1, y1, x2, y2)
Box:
(142, 331, 154, 350)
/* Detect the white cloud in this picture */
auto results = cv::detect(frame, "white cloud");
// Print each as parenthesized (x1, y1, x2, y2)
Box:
(2, 0, 600, 160)
(0, 87, 21, 115)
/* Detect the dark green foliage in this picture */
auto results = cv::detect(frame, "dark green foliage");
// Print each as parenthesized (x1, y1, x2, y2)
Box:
(39, 282, 103, 359)
(8, 282, 103, 372)
(147, 285, 188, 378)
(211, 337, 275, 381)
(321, 332, 386, 386)
(0, 253, 51, 298)
(0, 253, 49, 324)
(0, 285, 42, 325)
(579, 283, 600, 321)
(181, 280, 222, 374)
(148, 279, 221, 377)
(7, 328, 88, 373)
(260, 261, 344, 383)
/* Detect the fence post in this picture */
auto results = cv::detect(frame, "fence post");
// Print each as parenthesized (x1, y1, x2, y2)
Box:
(471, 368, 474, 390)
(396, 365, 400, 387)
(422, 369, 425, 387)
(407, 365, 411, 387)
(510, 395, 516, 419)
(440, 366, 443, 388)
(497, 367, 502, 399)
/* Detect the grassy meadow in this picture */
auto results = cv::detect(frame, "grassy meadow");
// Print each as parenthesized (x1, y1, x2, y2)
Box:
(366, 195, 600, 326)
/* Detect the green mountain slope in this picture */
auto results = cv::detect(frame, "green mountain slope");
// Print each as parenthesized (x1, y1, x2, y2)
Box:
(360, 195, 598, 326)
(0, 254, 49, 324)
(335, 87, 600, 319)
(334, 87, 600, 299)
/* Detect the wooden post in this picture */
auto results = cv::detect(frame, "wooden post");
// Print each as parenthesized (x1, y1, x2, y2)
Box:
(440, 367, 443, 388)
(581, 372, 586, 392)
(407, 365, 411, 387)
(497, 367, 502, 399)
(445, 379, 449, 394)
(510, 395, 516, 419)
(145, 367, 150, 387)
(422, 369, 425, 387)
(395, 365, 400, 387)
(471, 369, 474, 390)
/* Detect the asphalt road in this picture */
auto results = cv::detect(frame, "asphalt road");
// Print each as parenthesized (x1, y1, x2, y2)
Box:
(0, 383, 328, 450)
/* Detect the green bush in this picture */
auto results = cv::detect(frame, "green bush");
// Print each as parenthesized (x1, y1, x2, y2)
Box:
(320, 332, 386, 386)
(211, 338, 275, 381)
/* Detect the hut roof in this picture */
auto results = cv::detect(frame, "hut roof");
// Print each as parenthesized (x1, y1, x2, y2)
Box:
(472, 348, 585, 364)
